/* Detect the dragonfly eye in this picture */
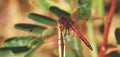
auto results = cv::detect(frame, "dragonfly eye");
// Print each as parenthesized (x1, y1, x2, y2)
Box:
(66, 17, 74, 26)
(59, 16, 74, 28)
(59, 16, 66, 25)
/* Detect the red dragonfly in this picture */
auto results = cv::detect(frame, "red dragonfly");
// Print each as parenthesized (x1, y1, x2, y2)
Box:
(59, 16, 93, 51)
(58, 14, 93, 57)
(57, 8, 94, 57)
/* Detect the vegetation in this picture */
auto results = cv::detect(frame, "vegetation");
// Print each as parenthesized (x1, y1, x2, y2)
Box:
(0, 0, 119, 57)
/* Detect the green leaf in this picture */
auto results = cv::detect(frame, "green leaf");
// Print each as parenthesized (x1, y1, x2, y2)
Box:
(78, 0, 91, 19)
(0, 48, 14, 57)
(42, 26, 57, 38)
(106, 51, 120, 57)
(0, 46, 30, 57)
(4, 36, 39, 47)
(28, 13, 56, 25)
(15, 24, 46, 34)
(0, 47, 30, 53)
(49, 6, 70, 17)
(115, 28, 120, 45)
(25, 38, 44, 57)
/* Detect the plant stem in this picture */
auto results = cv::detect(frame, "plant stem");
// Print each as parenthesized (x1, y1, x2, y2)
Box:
(58, 24, 65, 57)
(98, 0, 105, 16)
(106, 47, 120, 54)
(99, 0, 117, 57)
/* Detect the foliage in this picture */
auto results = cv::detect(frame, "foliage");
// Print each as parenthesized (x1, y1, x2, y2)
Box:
(115, 28, 120, 45)
(78, 0, 91, 19)
(0, 36, 39, 57)
(28, 13, 56, 25)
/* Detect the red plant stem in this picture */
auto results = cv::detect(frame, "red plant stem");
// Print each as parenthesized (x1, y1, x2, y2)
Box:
(99, 0, 117, 57)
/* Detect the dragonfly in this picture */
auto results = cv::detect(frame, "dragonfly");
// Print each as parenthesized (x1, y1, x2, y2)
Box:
(58, 8, 93, 57)
(59, 16, 93, 50)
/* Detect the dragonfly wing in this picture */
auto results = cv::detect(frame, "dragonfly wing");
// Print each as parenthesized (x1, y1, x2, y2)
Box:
(70, 8, 80, 21)
(70, 8, 88, 30)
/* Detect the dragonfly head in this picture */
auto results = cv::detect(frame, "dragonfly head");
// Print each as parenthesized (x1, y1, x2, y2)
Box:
(59, 16, 66, 25)
(59, 16, 74, 26)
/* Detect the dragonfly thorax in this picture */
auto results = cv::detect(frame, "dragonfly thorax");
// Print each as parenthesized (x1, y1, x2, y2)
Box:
(59, 16, 74, 30)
